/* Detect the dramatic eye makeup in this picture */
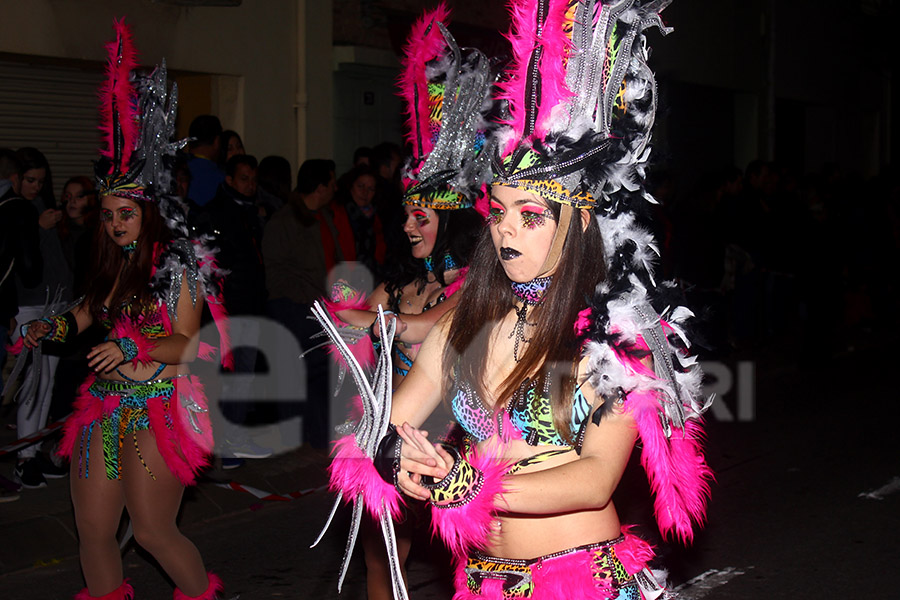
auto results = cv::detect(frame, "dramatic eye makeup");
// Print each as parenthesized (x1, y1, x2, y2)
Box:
(487, 200, 504, 226)
(99, 207, 139, 222)
(519, 204, 553, 229)
(411, 209, 430, 226)
(119, 207, 138, 221)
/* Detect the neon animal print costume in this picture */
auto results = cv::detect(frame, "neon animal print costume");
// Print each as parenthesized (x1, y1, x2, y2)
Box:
(316, 2, 711, 599)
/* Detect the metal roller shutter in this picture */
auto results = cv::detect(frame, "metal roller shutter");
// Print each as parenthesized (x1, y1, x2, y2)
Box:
(0, 57, 104, 203)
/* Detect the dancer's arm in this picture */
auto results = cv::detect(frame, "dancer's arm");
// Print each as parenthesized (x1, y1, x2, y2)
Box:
(22, 302, 94, 348)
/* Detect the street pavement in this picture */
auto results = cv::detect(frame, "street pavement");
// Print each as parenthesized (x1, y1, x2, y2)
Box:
(1, 331, 897, 599)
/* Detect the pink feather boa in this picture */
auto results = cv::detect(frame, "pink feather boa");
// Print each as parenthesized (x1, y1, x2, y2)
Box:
(499, 0, 575, 153)
(430, 443, 511, 557)
(328, 434, 404, 520)
(398, 3, 452, 160)
(75, 578, 134, 600)
(616, 342, 712, 544)
(173, 572, 223, 600)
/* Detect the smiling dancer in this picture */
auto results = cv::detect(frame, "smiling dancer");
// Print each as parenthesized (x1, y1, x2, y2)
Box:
(19, 21, 228, 600)
(323, 7, 491, 598)
(320, 1, 712, 599)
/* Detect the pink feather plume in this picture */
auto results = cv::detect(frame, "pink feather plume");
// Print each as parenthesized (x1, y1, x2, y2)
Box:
(616, 345, 713, 544)
(398, 3, 452, 161)
(498, 0, 576, 153)
(98, 18, 139, 174)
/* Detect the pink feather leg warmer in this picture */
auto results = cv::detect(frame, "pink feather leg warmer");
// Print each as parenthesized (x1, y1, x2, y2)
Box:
(75, 579, 134, 600)
(173, 572, 223, 600)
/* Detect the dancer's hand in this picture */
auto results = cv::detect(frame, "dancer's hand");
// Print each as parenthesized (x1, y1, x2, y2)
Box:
(87, 341, 126, 373)
(22, 321, 50, 349)
(395, 422, 453, 501)
(372, 312, 408, 340)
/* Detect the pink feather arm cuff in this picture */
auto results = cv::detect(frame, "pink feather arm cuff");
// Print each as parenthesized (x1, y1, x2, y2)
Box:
(328, 435, 404, 521)
(429, 446, 510, 556)
(111, 319, 157, 368)
(322, 284, 376, 369)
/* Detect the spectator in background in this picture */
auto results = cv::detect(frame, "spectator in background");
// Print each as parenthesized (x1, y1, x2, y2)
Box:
(190, 154, 270, 467)
(338, 164, 386, 280)
(0, 148, 42, 502)
(263, 159, 343, 449)
(185, 115, 224, 208)
(12, 147, 71, 489)
(173, 157, 192, 203)
(370, 142, 405, 259)
(352, 146, 372, 167)
(217, 130, 245, 168)
(256, 155, 292, 221)
(58, 176, 98, 294)
(0, 148, 43, 397)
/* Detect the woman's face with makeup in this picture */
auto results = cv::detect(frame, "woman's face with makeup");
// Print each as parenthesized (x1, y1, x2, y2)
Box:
(403, 204, 440, 259)
(488, 185, 558, 283)
(99, 195, 142, 247)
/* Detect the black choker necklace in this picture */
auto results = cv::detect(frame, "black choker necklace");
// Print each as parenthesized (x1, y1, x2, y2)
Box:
(508, 276, 551, 362)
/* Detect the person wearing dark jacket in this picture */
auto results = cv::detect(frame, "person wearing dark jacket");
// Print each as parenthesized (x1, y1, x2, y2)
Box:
(189, 154, 270, 466)
(0, 149, 43, 394)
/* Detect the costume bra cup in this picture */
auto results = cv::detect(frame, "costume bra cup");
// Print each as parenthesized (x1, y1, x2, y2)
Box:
(451, 371, 591, 448)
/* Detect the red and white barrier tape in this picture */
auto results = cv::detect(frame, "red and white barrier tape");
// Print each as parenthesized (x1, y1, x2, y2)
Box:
(215, 481, 328, 502)
(0, 416, 68, 457)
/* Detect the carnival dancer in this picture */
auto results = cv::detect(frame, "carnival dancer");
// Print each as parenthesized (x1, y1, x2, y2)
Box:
(318, 1, 712, 599)
(19, 21, 228, 600)
(320, 6, 491, 598)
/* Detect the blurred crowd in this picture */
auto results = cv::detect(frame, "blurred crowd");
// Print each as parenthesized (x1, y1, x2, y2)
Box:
(650, 159, 900, 366)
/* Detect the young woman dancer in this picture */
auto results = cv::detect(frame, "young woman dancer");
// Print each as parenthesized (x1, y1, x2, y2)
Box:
(322, 7, 492, 599)
(323, 2, 713, 599)
(21, 21, 228, 600)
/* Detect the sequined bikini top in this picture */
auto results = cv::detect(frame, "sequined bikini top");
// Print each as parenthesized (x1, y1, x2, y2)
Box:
(450, 369, 591, 448)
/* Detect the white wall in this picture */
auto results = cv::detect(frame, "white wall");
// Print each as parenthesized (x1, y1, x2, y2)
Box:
(0, 0, 301, 168)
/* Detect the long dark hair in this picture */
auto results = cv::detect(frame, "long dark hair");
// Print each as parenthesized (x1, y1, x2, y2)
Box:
(383, 207, 483, 302)
(444, 202, 606, 442)
(84, 197, 172, 323)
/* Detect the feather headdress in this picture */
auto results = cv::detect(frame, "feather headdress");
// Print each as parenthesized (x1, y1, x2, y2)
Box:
(493, 0, 713, 543)
(95, 19, 190, 237)
(399, 4, 493, 211)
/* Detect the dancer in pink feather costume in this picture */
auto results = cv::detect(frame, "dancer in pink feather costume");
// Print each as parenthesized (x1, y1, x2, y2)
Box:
(324, 2, 713, 599)
(19, 20, 228, 600)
